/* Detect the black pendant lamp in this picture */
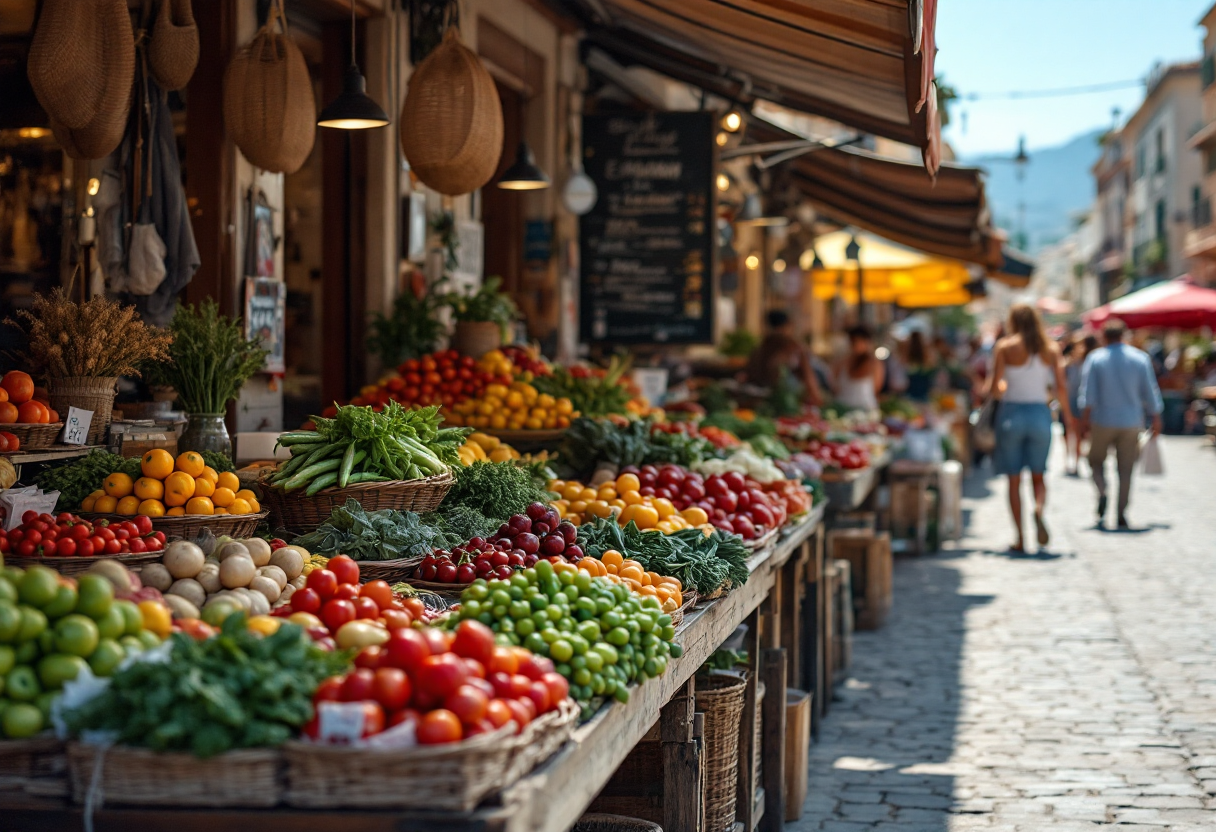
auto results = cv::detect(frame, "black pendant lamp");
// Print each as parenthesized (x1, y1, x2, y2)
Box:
(497, 141, 550, 190)
(318, 1, 389, 129)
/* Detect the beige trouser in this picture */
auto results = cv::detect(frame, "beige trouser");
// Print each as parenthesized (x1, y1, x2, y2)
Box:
(1087, 426, 1140, 516)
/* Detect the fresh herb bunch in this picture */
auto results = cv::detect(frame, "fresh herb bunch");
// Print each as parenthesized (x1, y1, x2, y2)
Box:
(644, 426, 716, 467)
(577, 517, 750, 595)
(151, 300, 268, 413)
(10, 288, 172, 379)
(199, 450, 236, 473)
(368, 274, 448, 367)
(533, 356, 632, 417)
(292, 499, 453, 561)
(443, 276, 517, 331)
(440, 461, 552, 523)
(421, 504, 497, 546)
(35, 449, 141, 510)
(747, 435, 790, 460)
(559, 418, 717, 477)
(701, 412, 777, 440)
(63, 615, 348, 758)
(719, 329, 759, 359)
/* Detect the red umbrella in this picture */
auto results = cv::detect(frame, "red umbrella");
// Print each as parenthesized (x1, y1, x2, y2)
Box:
(1083, 276, 1216, 330)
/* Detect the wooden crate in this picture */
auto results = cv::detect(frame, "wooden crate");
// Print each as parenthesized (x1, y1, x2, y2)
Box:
(827, 529, 892, 631)
(824, 559, 853, 683)
(888, 480, 929, 539)
(783, 689, 812, 822)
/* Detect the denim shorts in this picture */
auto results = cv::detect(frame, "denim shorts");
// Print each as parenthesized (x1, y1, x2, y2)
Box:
(994, 402, 1052, 475)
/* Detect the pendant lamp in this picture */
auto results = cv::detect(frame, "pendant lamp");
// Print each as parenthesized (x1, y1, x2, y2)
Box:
(497, 140, 550, 190)
(318, 1, 389, 129)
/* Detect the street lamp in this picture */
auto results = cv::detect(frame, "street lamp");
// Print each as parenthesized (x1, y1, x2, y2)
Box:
(845, 234, 863, 322)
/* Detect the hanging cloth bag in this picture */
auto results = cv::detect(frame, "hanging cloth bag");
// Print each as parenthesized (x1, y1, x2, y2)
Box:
(148, 0, 199, 91)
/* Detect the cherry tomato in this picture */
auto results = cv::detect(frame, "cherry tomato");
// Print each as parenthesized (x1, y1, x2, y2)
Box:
(542, 672, 570, 706)
(314, 676, 344, 702)
(321, 599, 357, 632)
(333, 583, 360, 602)
(21, 510, 37, 524)
(485, 698, 513, 729)
(145, 536, 163, 552)
(98, 527, 116, 542)
(327, 555, 360, 586)
(354, 645, 384, 670)
(134, 515, 153, 536)
(306, 568, 338, 599)
(89, 535, 105, 554)
(128, 538, 147, 553)
(104, 539, 123, 555)
(17, 540, 35, 557)
(451, 619, 495, 666)
(340, 668, 376, 701)
(353, 596, 380, 620)
(292, 587, 322, 614)
(359, 580, 394, 610)
(380, 609, 413, 630)
(371, 667, 411, 711)
(416, 709, 462, 744)
(24, 530, 41, 546)
(70, 524, 91, 541)
(415, 653, 469, 700)
(445, 684, 489, 725)
(56, 538, 77, 557)
(422, 628, 452, 655)
(114, 528, 130, 541)
(503, 698, 533, 732)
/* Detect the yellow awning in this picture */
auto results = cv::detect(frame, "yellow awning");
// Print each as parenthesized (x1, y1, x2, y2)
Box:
(807, 230, 973, 308)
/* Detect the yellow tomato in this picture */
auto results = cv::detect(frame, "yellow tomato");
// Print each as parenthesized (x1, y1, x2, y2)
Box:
(185, 496, 214, 515)
(597, 485, 617, 501)
(175, 451, 205, 477)
(200, 466, 219, 484)
(216, 471, 241, 493)
(104, 472, 134, 499)
(681, 506, 710, 526)
(620, 504, 659, 530)
(138, 499, 166, 517)
(163, 472, 196, 507)
(193, 476, 215, 498)
(246, 615, 282, 637)
(561, 483, 585, 501)
(489, 413, 507, 430)
(505, 391, 525, 409)
(568, 500, 588, 515)
(141, 449, 174, 479)
(116, 495, 140, 515)
(133, 477, 164, 501)
(211, 487, 235, 508)
(537, 393, 556, 409)
(616, 473, 641, 493)
(229, 498, 252, 515)
(138, 600, 172, 639)
(524, 417, 543, 430)
(578, 487, 598, 503)
(621, 489, 644, 506)
(652, 498, 677, 519)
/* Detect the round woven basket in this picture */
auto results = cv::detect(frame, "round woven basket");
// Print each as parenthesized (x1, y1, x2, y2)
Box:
(148, 0, 199, 91)
(80, 510, 268, 541)
(260, 471, 454, 537)
(353, 556, 426, 584)
(400, 27, 503, 195)
(223, 0, 315, 174)
(7, 551, 161, 577)
(696, 671, 747, 832)
(450, 320, 502, 359)
(1, 422, 65, 451)
(27, 0, 106, 129)
(48, 377, 117, 446)
(47, 1, 134, 161)
(573, 815, 663, 832)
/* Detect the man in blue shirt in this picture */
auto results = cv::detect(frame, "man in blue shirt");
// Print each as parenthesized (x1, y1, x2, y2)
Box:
(1079, 320, 1163, 528)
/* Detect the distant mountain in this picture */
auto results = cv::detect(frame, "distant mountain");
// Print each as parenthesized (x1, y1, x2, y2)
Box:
(961, 129, 1104, 254)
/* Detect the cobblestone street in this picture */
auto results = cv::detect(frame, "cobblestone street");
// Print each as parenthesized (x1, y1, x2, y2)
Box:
(793, 435, 1216, 831)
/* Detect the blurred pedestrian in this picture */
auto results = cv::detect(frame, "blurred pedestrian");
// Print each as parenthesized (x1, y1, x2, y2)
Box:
(904, 331, 937, 402)
(742, 310, 824, 407)
(986, 304, 1074, 551)
(1063, 333, 1099, 476)
(1079, 319, 1163, 529)
(835, 324, 884, 412)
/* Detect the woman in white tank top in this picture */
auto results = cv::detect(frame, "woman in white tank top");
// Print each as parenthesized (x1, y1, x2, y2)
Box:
(834, 325, 884, 412)
(985, 304, 1074, 551)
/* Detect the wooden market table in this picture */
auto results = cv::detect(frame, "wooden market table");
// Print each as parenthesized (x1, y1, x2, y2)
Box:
(2, 505, 829, 832)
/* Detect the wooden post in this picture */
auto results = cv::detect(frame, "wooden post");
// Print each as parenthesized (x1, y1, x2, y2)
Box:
(779, 545, 807, 685)
(803, 526, 825, 738)
(662, 677, 701, 832)
(736, 608, 761, 831)
(760, 649, 787, 832)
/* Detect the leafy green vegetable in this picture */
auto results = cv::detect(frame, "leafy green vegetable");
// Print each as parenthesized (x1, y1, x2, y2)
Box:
(559, 417, 716, 476)
(576, 517, 750, 595)
(35, 449, 141, 510)
(701, 412, 777, 440)
(532, 356, 633, 417)
(421, 504, 497, 545)
(292, 499, 452, 561)
(199, 450, 236, 473)
(150, 300, 269, 414)
(441, 461, 552, 523)
(63, 615, 348, 758)
(748, 435, 790, 460)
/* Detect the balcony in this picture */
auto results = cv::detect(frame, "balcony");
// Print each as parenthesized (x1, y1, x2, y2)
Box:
(1185, 198, 1216, 259)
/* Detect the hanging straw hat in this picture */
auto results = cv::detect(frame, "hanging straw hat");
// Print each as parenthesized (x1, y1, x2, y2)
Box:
(223, 0, 316, 174)
(49, 1, 135, 161)
(400, 27, 503, 196)
(148, 0, 199, 91)
(27, 0, 112, 129)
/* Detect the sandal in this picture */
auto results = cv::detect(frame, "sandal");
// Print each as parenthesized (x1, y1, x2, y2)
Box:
(1034, 512, 1050, 547)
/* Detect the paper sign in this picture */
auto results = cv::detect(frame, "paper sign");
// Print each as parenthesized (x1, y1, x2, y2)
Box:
(63, 407, 94, 445)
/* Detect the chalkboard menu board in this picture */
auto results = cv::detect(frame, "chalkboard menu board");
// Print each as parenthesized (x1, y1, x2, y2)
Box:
(580, 112, 715, 344)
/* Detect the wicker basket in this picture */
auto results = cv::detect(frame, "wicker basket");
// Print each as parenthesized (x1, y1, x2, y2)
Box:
(574, 815, 663, 832)
(80, 510, 268, 541)
(67, 743, 282, 807)
(400, 577, 465, 600)
(399, 27, 503, 195)
(0, 735, 66, 785)
(451, 321, 502, 359)
(6, 551, 162, 577)
(501, 699, 579, 784)
(261, 471, 453, 537)
(283, 724, 514, 811)
(27, 0, 107, 129)
(48, 376, 118, 445)
(352, 556, 426, 583)
(148, 0, 199, 91)
(754, 680, 765, 785)
(669, 589, 698, 628)
(696, 671, 747, 832)
(2, 422, 66, 450)
(222, 0, 315, 174)
(482, 427, 567, 446)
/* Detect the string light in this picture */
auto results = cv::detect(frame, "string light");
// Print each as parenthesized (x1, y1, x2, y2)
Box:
(722, 111, 743, 131)
(87, 178, 100, 196)
(715, 173, 730, 192)
(772, 258, 787, 272)
(745, 254, 760, 270)
(716, 132, 729, 147)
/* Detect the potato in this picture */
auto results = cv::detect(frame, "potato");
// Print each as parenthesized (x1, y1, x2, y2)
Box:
(269, 547, 305, 581)
(289, 575, 307, 590)
(210, 590, 250, 612)
(257, 565, 287, 590)
(167, 578, 206, 608)
(244, 590, 270, 616)
(140, 563, 173, 592)
(162, 540, 205, 579)
(242, 538, 272, 567)
(216, 541, 251, 563)
(274, 584, 296, 608)
(85, 559, 133, 595)
(163, 594, 200, 620)
(249, 576, 281, 604)
(195, 562, 222, 594)
(219, 554, 256, 588)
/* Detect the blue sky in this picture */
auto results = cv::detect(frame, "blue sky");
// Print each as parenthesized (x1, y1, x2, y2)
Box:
(937, 0, 1212, 157)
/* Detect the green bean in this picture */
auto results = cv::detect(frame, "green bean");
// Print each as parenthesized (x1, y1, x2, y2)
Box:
(304, 472, 339, 496)
(283, 458, 342, 491)
(338, 444, 356, 489)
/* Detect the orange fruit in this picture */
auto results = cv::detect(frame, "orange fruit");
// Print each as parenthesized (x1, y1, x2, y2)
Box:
(175, 452, 205, 477)
(620, 504, 659, 530)
(141, 449, 174, 480)
(616, 473, 641, 493)
(193, 476, 214, 498)
(211, 487, 235, 508)
(229, 498, 252, 515)
(236, 490, 260, 512)
(166, 506, 186, 517)
(212, 507, 229, 515)
(163, 472, 196, 507)
(200, 466, 219, 483)
(621, 490, 644, 507)
(0, 402, 16, 424)
(216, 471, 240, 493)
(46, 408, 59, 423)
(93, 495, 118, 514)
(0, 371, 33, 404)
(81, 490, 104, 512)
(116, 495, 140, 515)
(16, 401, 44, 424)
(185, 496, 214, 515)
(138, 499, 166, 517)
(652, 498, 676, 519)
(0, 388, 7, 403)
(133, 477, 164, 501)
(104, 473, 134, 498)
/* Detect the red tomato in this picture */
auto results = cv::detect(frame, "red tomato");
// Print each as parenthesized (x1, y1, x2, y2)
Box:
(507, 674, 532, 699)
(104, 539, 122, 555)
(306, 568, 338, 599)
(416, 654, 469, 700)
(488, 671, 513, 698)
(128, 538, 147, 553)
(89, 536, 105, 553)
(736, 489, 751, 510)
(354, 645, 384, 670)
(504, 698, 533, 732)
(332, 583, 360, 602)
(359, 701, 386, 737)
(327, 555, 360, 586)
(517, 653, 553, 681)
(526, 681, 551, 714)
(75, 539, 94, 558)
(749, 503, 775, 528)
(133, 515, 153, 536)
(384, 628, 431, 672)
(315, 676, 344, 701)
(69, 524, 91, 541)
(114, 528, 130, 541)
(444, 683, 489, 725)
(56, 538, 77, 557)
(359, 580, 394, 610)
(416, 709, 463, 744)
(321, 599, 357, 632)
(485, 698, 513, 729)
(716, 490, 738, 513)
(466, 677, 496, 699)
(340, 668, 376, 702)
(487, 646, 519, 676)
(292, 587, 322, 615)
(463, 658, 486, 679)
(371, 667, 411, 711)
(353, 597, 380, 620)
(388, 707, 421, 728)
(422, 628, 452, 655)
(24, 530, 41, 546)
(541, 672, 569, 706)
(451, 619, 495, 666)
(380, 609, 413, 630)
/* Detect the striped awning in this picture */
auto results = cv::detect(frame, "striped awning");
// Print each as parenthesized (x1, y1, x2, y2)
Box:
(571, 0, 941, 173)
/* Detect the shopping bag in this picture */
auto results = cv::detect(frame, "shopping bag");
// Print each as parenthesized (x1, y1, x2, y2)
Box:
(969, 399, 997, 453)
(1140, 434, 1164, 476)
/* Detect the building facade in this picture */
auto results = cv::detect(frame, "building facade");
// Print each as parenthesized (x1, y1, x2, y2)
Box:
(1184, 3, 1216, 285)
(1091, 131, 1131, 304)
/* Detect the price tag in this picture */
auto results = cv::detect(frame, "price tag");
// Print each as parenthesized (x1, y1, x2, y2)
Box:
(315, 701, 369, 744)
(63, 407, 94, 445)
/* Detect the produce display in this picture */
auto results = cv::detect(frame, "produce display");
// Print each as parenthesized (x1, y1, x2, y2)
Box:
(548, 470, 711, 533)
(0, 371, 59, 424)
(0, 511, 165, 558)
(292, 500, 455, 563)
(447, 561, 682, 713)
(414, 505, 580, 586)
(308, 620, 571, 744)
(439, 461, 553, 525)
(574, 551, 685, 612)
(456, 431, 520, 465)
(269, 403, 465, 495)
(348, 349, 507, 411)
(0, 559, 168, 738)
(445, 380, 576, 431)
(62, 613, 347, 757)
(694, 448, 787, 484)
(81, 450, 258, 518)
(799, 438, 872, 471)
(559, 417, 717, 474)
(531, 356, 633, 418)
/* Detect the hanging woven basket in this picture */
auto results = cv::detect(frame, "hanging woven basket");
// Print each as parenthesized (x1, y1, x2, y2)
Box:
(27, 0, 109, 129)
(223, 0, 315, 174)
(148, 0, 199, 91)
(400, 27, 503, 196)
(47, 0, 135, 161)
